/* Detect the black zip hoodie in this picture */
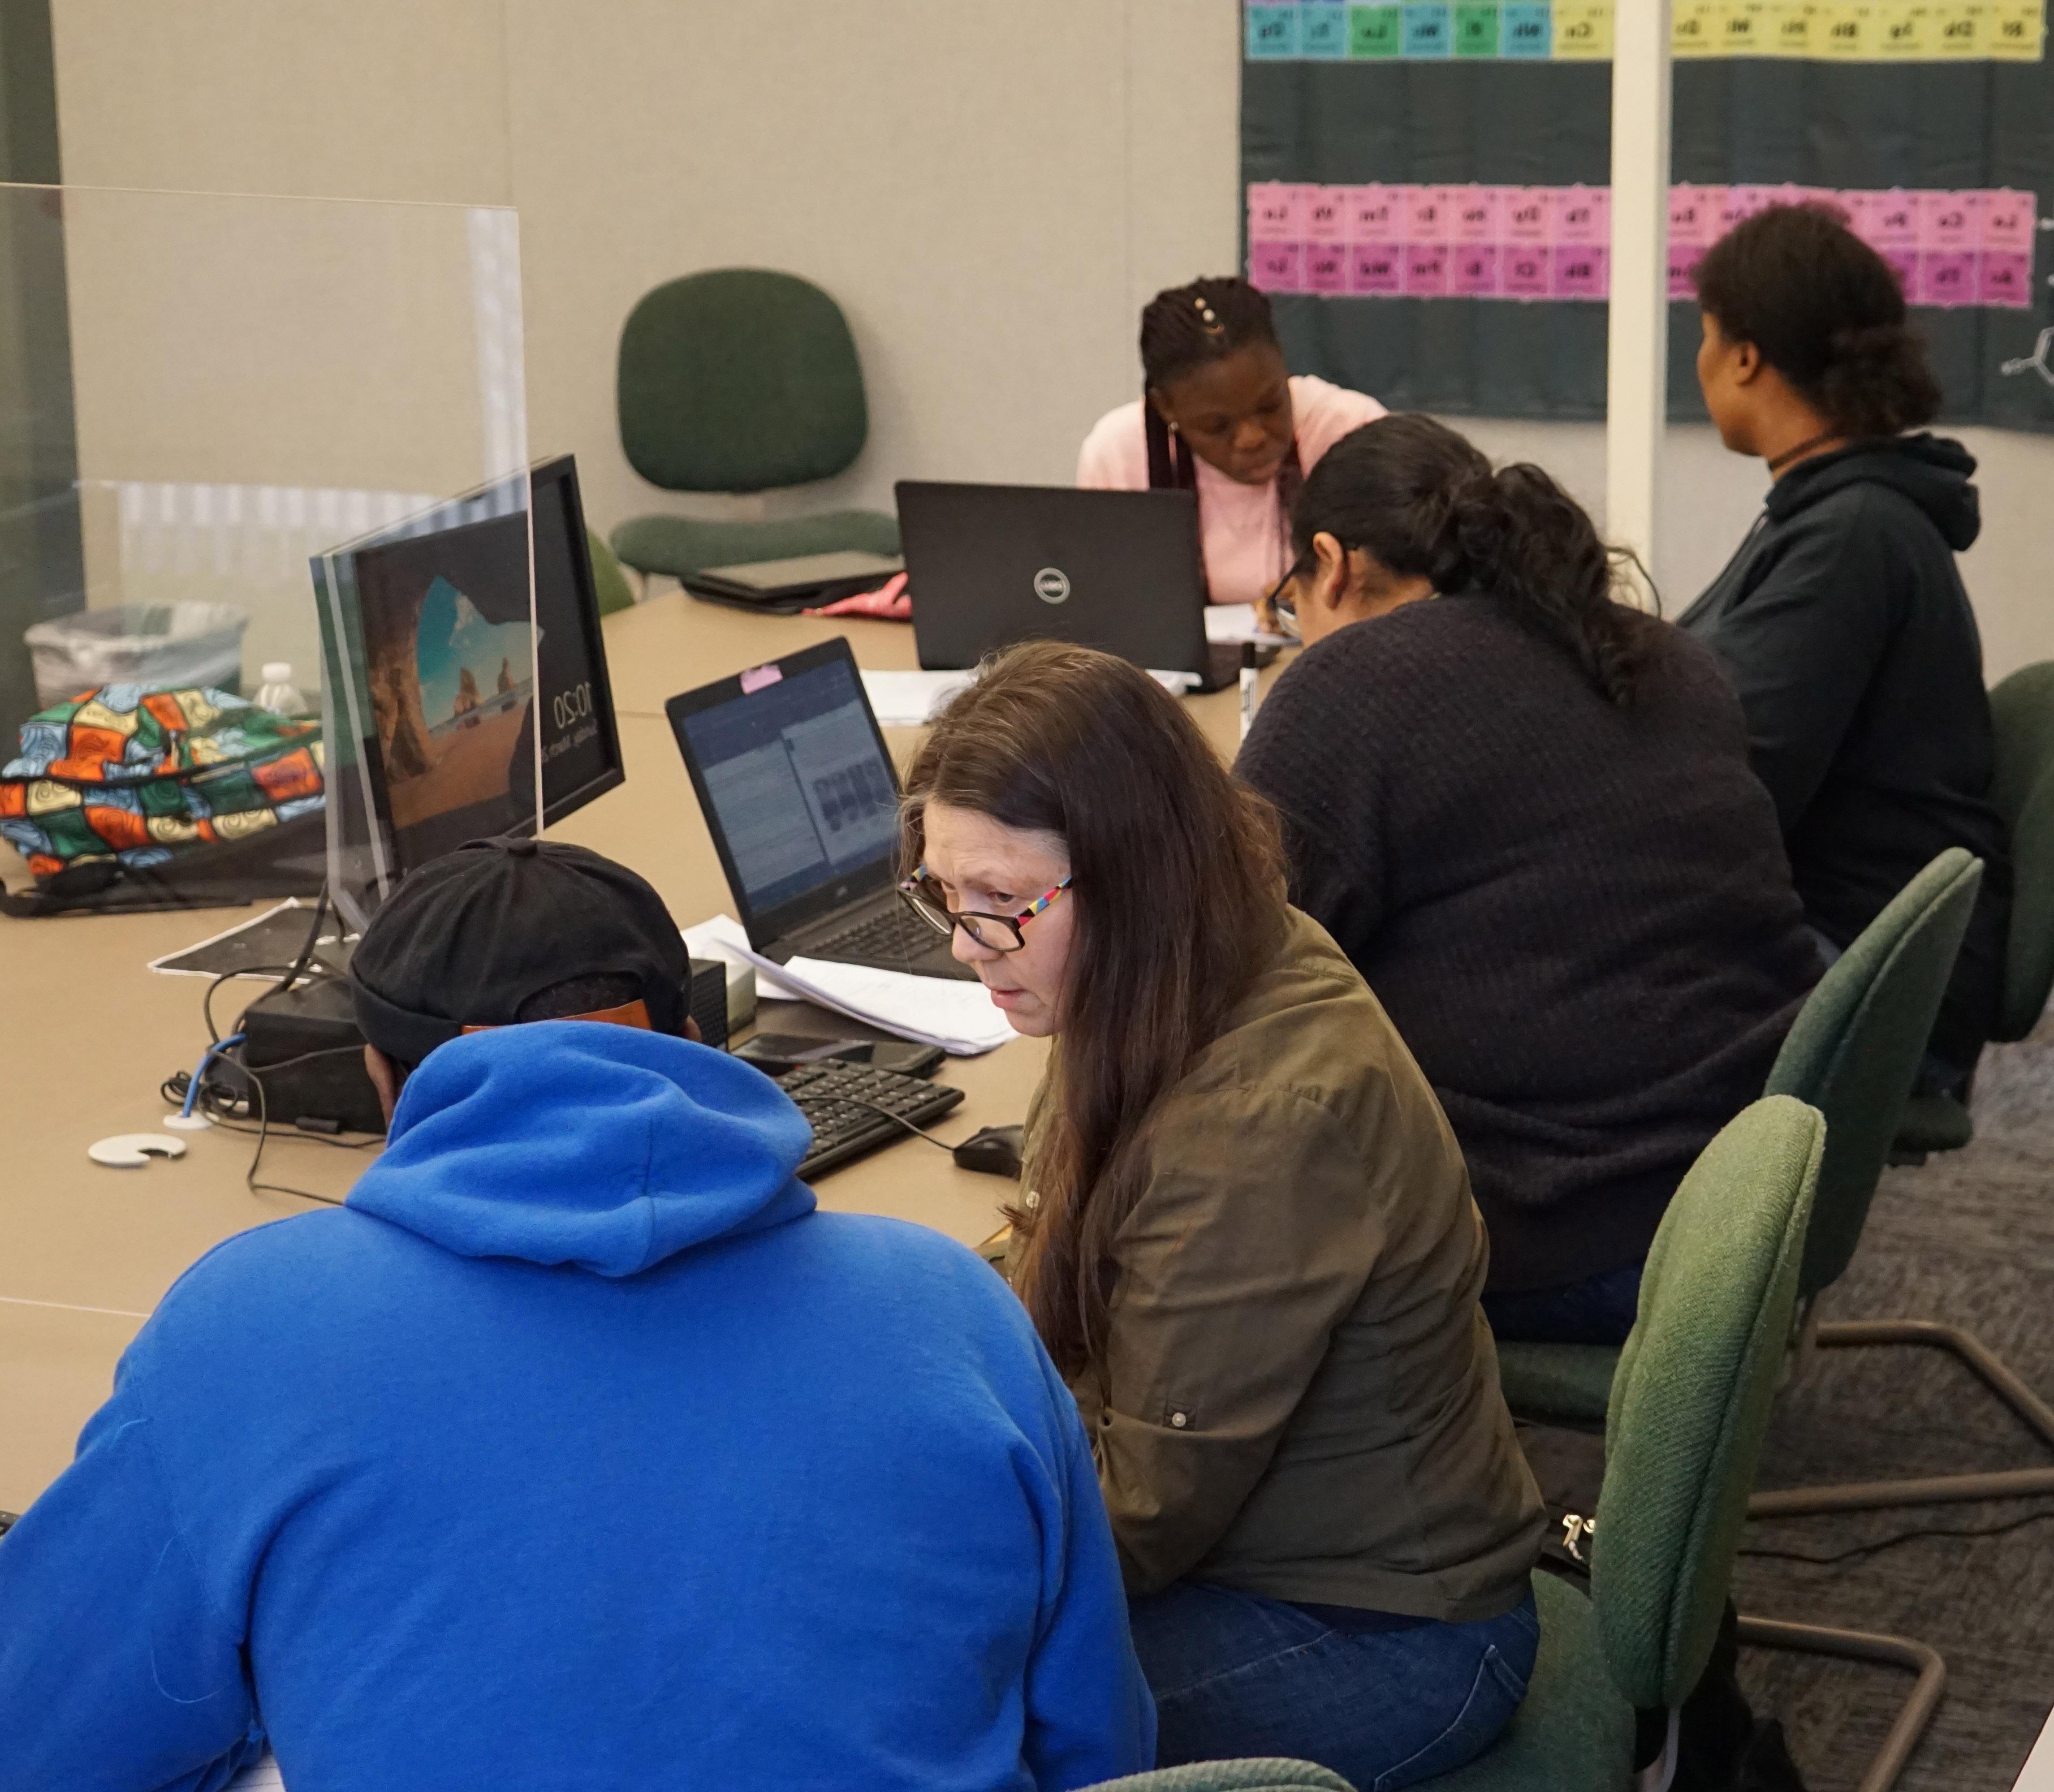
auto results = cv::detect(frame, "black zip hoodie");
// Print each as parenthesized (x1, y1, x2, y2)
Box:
(1680, 434, 2011, 1075)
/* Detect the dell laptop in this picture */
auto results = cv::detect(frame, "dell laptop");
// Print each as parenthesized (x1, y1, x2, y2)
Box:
(665, 637, 974, 982)
(896, 481, 1241, 692)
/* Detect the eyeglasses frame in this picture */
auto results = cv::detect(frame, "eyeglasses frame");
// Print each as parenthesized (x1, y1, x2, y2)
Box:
(898, 867, 1074, 952)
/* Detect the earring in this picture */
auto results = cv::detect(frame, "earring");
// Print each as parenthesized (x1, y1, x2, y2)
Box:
(1167, 421, 1179, 434)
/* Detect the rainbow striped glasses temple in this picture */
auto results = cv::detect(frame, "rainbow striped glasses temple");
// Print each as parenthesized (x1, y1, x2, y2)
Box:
(898, 868, 1074, 952)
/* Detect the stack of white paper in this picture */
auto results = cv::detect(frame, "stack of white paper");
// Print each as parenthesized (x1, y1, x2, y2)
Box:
(860, 666, 1197, 724)
(860, 668, 975, 726)
(1204, 603, 1292, 647)
(682, 914, 1014, 1056)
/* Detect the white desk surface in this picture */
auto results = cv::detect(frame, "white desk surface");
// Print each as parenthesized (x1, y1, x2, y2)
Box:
(0, 589, 1284, 1513)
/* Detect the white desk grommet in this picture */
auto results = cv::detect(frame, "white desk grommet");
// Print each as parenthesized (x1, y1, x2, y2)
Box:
(163, 1113, 214, 1133)
(89, 1134, 189, 1168)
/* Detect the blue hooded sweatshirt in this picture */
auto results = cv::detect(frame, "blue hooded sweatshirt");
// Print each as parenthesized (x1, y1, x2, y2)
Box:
(0, 1023, 1152, 1791)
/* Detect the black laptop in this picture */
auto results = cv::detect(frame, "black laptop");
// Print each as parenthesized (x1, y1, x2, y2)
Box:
(665, 637, 974, 981)
(896, 481, 1241, 692)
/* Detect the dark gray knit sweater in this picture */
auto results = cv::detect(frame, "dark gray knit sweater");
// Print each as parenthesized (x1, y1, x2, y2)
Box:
(1237, 594, 1821, 1292)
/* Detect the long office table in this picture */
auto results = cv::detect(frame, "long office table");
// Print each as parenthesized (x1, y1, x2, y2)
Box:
(0, 590, 1282, 1514)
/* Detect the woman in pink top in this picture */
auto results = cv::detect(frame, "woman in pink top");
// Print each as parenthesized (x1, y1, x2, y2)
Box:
(1077, 277, 1386, 608)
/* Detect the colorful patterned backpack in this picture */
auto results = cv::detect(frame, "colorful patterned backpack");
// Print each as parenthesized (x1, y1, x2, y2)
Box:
(0, 685, 324, 881)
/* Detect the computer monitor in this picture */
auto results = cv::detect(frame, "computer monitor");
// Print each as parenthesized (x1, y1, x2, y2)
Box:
(314, 454, 623, 919)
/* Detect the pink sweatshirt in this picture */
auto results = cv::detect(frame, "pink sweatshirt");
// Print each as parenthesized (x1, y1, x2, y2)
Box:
(1075, 375, 1387, 607)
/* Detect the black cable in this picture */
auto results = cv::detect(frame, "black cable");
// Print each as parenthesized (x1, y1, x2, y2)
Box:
(1739, 1503, 2054, 1568)
(241, 1064, 345, 1206)
(275, 882, 332, 996)
(844, 1096, 958, 1154)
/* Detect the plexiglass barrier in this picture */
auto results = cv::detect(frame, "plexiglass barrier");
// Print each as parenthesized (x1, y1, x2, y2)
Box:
(0, 183, 533, 926)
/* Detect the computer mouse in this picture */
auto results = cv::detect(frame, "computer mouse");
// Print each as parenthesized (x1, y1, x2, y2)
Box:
(954, 1124, 1024, 1179)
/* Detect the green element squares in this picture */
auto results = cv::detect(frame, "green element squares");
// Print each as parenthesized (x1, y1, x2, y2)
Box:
(1349, 4, 1404, 54)
(1455, 2, 1501, 53)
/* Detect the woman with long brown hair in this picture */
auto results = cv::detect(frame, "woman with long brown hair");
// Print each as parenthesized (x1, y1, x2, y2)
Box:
(898, 641, 1544, 1787)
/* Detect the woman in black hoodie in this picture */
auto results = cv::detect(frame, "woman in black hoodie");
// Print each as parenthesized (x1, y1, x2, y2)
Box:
(1681, 202, 2011, 1090)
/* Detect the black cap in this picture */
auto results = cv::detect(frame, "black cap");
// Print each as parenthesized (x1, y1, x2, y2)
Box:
(350, 836, 689, 1065)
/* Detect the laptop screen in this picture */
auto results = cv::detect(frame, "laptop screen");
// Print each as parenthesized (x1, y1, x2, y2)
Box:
(674, 654, 900, 922)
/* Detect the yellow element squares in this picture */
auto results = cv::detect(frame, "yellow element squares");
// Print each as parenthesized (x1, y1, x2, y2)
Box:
(1553, 0, 1614, 56)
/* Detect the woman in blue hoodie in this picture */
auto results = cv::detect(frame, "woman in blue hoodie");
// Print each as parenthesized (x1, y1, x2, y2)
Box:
(1681, 202, 2011, 1088)
(0, 839, 1154, 1792)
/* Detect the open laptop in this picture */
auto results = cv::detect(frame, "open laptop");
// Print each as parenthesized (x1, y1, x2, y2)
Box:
(665, 637, 974, 981)
(896, 481, 1242, 692)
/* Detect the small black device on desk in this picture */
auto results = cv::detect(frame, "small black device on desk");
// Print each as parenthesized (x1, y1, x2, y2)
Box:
(776, 1060, 964, 1181)
(735, 1032, 944, 1078)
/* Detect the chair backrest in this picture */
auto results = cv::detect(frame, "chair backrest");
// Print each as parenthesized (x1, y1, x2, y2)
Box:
(1987, 662, 2054, 1041)
(584, 526, 636, 617)
(1592, 1095, 1822, 1714)
(1765, 847, 1981, 1296)
(616, 269, 868, 495)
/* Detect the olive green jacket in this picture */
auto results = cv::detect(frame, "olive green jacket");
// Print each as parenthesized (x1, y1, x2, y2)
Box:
(1027, 909, 1544, 1619)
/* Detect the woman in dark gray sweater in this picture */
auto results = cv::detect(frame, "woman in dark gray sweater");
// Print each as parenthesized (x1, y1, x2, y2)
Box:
(1238, 415, 1820, 1343)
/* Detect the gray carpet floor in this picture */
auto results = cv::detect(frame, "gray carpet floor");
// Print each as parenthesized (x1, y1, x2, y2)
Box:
(1730, 1015, 2054, 1791)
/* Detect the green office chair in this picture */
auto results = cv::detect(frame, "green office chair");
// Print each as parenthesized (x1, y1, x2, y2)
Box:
(609, 269, 899, 585)
(1497, 849, 1984, 1437)
(1896, 660, 2054, 1156)
(586, 527, 636, 618)
(1497, 853, 1985, 1788)
(1083, 1764, 1353, 1791)
(1434, 1097, 1822, 1792)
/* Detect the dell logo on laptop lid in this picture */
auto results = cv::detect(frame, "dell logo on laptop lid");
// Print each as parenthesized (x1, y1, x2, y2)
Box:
(1032, 566, 1071, 605)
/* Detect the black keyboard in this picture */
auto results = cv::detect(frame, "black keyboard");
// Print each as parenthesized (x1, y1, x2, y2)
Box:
(776, 1060, 966, 1180)
(810, 905, 950, 968)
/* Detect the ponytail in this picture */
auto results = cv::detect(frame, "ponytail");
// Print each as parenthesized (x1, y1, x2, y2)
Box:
(1294, 414, 1653, 706)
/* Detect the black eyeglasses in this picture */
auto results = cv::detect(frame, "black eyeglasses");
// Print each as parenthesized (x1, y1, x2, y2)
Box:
(898, 867, 1073, 952)
(1263, 547, 1315, 637)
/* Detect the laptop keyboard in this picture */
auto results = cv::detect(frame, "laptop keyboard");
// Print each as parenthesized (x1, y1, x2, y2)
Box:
(776, 1061, 966, 1180)
(810, 905, 948, 968)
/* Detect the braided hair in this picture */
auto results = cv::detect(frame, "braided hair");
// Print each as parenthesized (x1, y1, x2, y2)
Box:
(1139, 278, 1305, 582)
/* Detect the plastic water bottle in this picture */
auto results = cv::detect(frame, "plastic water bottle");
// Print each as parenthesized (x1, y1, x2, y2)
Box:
(254, 661, 308, 716)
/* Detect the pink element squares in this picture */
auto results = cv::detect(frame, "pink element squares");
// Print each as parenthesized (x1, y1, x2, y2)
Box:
(1720, 185, 1776, 235)
(1668, 241, 1708, 299)
(1248, 241, 1304, 293)
(1303, 187, 1348, 243)
(1557, 185, 1609, 245)
(1797, 187, 1849, 223)
(1453, 185, 1501, 244)
(1452, 244, 1502, 297)
(1403, 242, 1451, 296)
(1866, 191, 1920, 250)
(1407, 185, 1452, 244)
(1981, 252, 2033, 309)
(1502, 188, 1553, 245)
(1346, 184, 1401, 243)
(1984, 190, 2036, 255)
(1349, 244, 1404, 295)
(1502, 244, 1552, 297)
(1669, 184, 1715, 249)
(1247, 183, 1305, 240)
(1919, 191, 1980, 250)
(1304, 242, 1349, 293)
(1552, 244, 1609, 300)
(1918, 251, 1978, 307)
(1879, 246, 1921, 297)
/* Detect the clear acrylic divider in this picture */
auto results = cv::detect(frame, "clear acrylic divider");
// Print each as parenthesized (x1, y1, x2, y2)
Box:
(0, 184, 534, 929)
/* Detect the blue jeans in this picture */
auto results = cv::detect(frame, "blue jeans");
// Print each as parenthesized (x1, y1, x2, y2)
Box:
(1482, 1258, 1644, 1346)
(1127, 1581, 1539, 1790)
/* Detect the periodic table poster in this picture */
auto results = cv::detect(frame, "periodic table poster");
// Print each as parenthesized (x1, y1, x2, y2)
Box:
(1240, 2, 2054, 430)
